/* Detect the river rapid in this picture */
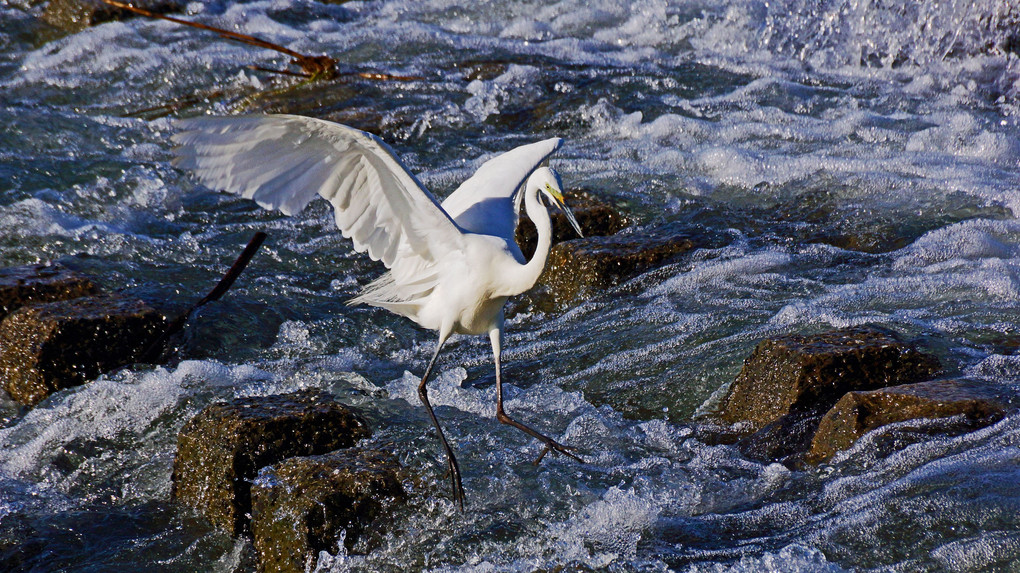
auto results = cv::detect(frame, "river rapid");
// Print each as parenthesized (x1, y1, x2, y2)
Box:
(2, 0, 1020, 571)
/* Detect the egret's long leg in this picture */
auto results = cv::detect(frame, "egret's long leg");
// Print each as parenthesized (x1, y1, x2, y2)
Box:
(490, 327, 583, 465)
(418, 335, 465, 510)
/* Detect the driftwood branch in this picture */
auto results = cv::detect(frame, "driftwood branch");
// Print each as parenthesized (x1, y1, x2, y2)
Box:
(106, 0, 426, 115)
(101, 0, 339, 79)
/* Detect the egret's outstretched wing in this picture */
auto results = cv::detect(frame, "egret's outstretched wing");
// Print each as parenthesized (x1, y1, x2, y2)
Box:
(441, 138, 562, 241)
(172, 115, 464, 275)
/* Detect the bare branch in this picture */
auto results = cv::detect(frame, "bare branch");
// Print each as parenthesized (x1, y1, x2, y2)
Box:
(100, 0, 338, 78)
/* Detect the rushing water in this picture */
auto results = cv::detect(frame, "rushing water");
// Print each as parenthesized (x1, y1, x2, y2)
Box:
(3, 0, 1020, 571)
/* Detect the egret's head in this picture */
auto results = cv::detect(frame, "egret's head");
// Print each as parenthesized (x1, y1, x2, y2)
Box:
(530, 166, 584, 238)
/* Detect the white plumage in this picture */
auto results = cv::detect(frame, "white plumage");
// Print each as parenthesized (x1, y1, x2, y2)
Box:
(173, 114, 584, 509)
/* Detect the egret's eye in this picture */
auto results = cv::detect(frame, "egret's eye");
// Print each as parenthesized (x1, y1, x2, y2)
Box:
(542, 182, 564, 203)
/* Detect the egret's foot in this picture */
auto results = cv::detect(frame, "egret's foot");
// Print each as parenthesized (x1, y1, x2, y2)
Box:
(533, 437, 584, 465)
(443, 451, 466, 510)
(496, 410, 584, 466)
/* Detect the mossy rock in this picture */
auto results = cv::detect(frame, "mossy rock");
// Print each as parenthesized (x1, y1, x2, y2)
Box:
(808, 379, 1016, 463)
(251, 448, 405, 572)
(0, 263, 99, 322)
(719, 325, 941, 431)
(171, 390, 371, 535)
(0, 294, 165, 406)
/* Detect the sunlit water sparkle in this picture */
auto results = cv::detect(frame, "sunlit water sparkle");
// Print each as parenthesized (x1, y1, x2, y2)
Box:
(2, 0, 1020, 571)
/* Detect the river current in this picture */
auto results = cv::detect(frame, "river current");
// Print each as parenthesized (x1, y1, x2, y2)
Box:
(2, 0, 1020, 571)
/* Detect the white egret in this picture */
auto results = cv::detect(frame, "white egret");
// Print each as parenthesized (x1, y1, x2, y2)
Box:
(172, 114, 585, 509)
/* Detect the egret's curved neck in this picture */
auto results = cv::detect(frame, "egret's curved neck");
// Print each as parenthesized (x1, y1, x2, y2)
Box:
(505, 184, 552, 296)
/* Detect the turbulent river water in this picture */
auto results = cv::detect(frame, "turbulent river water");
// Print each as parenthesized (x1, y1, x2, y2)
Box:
(3, 0, 1020, 571)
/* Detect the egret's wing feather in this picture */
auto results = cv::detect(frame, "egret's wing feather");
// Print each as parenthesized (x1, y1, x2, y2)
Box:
(172, 115, 464, 278)
(441, 138, 562, 240)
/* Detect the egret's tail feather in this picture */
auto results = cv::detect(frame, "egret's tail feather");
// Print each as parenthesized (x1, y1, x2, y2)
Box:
(347, 272, 396, 307)
(347, 271, 435, 313)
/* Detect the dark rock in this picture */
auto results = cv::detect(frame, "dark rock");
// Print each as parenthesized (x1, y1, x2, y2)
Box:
(516, 189, 631, 259)
(0, 263, 99, 322)
(526, 224, 722, 312)
(735, 409, 824, 464)
(771, 184, 917, 254)
(718, 325, 940, 433)
(251, 449, 405, 572)
(0, 517, 45, 573)
(41, 0, 185, 33)
(0, 294, 166, 406)
(808, 379, 1016, 463)
(171, 390, 371, 536)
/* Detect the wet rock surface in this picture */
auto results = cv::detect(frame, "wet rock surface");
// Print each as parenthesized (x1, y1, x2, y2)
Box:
(719, 325, 941, 431)
(808, 379, 1016, 463)
(0, 263, 99, 322)
(734, 177, 1014, 255)
(714, 325, 943, 464)
(524, 223, 725, 312)
(734, 409, 826, 463)
(516, 189, 631, 259)
(251, 448, 405, 572)
(0, 294, 166, 406)
(41, 0, 185, 33)
(171, 390, 371, 535)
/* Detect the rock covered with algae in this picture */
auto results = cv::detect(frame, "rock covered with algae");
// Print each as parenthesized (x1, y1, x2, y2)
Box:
(171, 390, 371, 535)
(716, 325, 943, 463)
(808, 378, 1017, 463)
(0, 263, 99, 321)
(0, 293, 166, 405)
(251, 448, 405, 572)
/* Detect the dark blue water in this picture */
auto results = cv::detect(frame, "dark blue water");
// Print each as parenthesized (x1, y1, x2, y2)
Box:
(2, 0, 1020, 570)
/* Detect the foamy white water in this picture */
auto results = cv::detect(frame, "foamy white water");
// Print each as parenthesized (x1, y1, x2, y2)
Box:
(2, 0, 1020, 570)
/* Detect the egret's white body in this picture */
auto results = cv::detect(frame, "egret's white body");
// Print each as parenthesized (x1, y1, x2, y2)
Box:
(172, 114, 583, 508)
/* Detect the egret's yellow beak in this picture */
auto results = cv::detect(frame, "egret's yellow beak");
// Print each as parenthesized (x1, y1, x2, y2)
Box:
(544, 183, 584, 238)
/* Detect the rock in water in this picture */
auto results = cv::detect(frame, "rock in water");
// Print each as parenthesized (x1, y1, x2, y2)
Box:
(808, 379, 1016, 463)
(717, 325, 940, 462)
(530, 223, 720, 312)
(251, 449, 405, 572)
(0, 263, 99, 322)
(171, 390, 371, 535)
(0, 294, 166, 406)
(719, 325, 940, 430)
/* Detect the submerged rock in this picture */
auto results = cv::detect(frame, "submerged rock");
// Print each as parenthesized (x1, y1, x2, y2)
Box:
(171, 390, 371, 536)
(808, 379, 1016, 463)
(41, 0, 185, 33)
(0, 294, 166, 406)
(242, 83, 380, 132)
(251, 449, 405, 572)
(0, 263, 99, 322)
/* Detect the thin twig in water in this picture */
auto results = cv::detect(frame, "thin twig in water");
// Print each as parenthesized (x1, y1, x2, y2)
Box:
(248, 65, 313, 78)
(123, 90, 226, 119)
(353, 71, 425, 82)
